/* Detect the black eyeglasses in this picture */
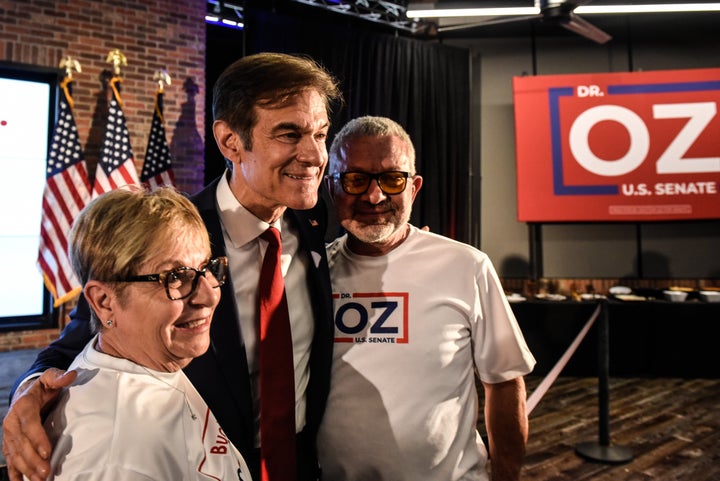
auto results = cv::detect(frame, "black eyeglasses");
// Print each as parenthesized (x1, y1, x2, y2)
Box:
(118, 256, 228, 300)
(330, 171, 409, 195)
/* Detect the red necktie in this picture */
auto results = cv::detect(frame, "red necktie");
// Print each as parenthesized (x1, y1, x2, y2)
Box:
(258, 227, 296, 481)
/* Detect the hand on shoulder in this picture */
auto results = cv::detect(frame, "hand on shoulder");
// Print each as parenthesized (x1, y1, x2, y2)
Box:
(2, 368, 77, 481)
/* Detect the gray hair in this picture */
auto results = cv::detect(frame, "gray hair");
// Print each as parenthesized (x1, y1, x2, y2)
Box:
(329, 116, 416, 175)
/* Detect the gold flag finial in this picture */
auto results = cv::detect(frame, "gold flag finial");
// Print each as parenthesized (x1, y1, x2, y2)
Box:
(59, 56, 82, 79)
(153, 69, 172, 93)
(106, 49, 127, 76)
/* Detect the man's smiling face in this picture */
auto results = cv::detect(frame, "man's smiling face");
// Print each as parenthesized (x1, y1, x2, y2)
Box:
(230, 88, 330, 222)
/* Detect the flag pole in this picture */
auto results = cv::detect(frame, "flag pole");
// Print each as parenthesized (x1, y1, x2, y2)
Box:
(106, 48, 127, 103)
(139, 69, 176, 190)
(59, 55, 81, 104)
(153, 69, 172, 123)
(106, 49, 127, 78)
(154, 69, 171, 94)
(38, 54, 91, 307)
(91, 49, 140, 197)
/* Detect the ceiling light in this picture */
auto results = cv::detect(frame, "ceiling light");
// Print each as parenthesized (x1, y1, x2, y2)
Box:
(407, 3, 720, 18)
(577, 3, 720, 14)
(408, 7, 539, 18)
(206, 0, 244, 30)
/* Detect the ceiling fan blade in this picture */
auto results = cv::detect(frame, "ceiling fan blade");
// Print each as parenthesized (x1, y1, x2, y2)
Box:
(438, 14, 538, 33)
(558, 12, 612, 44)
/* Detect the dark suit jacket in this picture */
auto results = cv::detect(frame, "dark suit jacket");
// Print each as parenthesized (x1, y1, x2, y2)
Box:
(12, 176, 335, 480)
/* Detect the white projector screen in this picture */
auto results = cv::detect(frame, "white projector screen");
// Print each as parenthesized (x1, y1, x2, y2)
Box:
(0, 63, 57, 327)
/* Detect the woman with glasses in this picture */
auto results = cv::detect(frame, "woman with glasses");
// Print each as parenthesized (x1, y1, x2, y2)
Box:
(39, 187, 252, 480)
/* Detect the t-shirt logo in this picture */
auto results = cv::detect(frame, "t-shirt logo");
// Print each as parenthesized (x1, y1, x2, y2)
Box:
(332, 292, 409, 344)
(198, 413, 249, 480)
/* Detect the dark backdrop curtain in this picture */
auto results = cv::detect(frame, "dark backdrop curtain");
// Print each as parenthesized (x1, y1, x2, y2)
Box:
(206, 2, 471, 241)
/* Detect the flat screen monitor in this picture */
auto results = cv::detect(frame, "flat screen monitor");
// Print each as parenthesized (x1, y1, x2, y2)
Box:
(0, 62, 59, 329)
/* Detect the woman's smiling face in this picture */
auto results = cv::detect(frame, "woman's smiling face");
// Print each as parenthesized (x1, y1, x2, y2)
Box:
(99, 233, 221, 372)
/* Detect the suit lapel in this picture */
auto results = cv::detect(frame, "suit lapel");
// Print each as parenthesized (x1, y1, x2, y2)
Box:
(288, 207, 335, 437)
(187, 180, 335, 453)
(187, 179, 255, 451)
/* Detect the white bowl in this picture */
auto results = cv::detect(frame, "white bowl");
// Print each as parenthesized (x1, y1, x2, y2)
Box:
(663, 290, 688, 302)
(506, 293, 527, 303)
(699, 291, 720, 303)
(609, 286, 632, 295)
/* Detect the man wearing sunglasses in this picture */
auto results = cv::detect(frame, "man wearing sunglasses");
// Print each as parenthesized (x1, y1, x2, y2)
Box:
(318, 116, 536, 481)
(4, 53, 341, 481)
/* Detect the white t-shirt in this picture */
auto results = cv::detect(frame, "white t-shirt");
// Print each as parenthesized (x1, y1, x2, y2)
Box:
(42, 337, 252, 480)
(317, 225, 536, 481)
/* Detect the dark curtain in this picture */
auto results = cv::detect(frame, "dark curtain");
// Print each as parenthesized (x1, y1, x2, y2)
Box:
(207, 2, 471, 241)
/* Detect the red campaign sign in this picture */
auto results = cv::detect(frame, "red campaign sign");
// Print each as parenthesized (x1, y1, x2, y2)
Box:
(513, 68, 720, 222)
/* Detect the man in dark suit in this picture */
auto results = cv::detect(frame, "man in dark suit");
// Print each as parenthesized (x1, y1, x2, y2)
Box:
(3, 52, 341, 481)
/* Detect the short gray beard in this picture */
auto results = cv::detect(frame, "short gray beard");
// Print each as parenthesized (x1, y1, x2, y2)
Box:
(347, 222, 398, 244)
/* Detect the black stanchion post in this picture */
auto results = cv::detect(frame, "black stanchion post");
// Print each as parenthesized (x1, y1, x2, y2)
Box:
(598, 298, 611, 447)
(575, 300, 633, 464)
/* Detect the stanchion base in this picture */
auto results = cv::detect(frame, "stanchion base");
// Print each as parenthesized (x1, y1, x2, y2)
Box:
(575, 442, 634, 464)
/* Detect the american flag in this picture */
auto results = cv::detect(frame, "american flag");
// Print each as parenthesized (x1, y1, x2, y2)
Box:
(38, 78, 92, 306)
(92, 77, 140, 197)
(140, 91, 175, 190)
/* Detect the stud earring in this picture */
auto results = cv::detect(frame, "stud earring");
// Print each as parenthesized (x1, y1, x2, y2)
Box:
(106, 319, 113, 327)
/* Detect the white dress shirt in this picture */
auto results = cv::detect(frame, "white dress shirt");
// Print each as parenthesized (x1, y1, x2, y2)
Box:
(215, 173, 313, 446)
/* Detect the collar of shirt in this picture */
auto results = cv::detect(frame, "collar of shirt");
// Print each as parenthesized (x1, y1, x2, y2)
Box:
(216, 170, 281, 247)
(213, 171, 311, 441)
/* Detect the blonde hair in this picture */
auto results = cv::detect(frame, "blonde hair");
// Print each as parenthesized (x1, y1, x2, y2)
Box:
(68, 187, 209, 330)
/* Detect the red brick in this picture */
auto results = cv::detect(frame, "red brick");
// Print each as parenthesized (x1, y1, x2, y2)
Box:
(0, 0, 206, 348)
(0, 0, 206, 195)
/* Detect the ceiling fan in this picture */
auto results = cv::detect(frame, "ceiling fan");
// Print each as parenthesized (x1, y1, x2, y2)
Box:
(433, 1, 613, 44)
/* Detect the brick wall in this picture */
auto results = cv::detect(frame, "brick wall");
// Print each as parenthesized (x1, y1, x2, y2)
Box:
(0, 328, 63, 352)
(0, 0, 206, 351)
(0, 0, 206, 194)
(0, 301, 75, 352)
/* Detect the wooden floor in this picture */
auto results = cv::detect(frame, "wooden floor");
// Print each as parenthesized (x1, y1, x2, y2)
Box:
(478, 376, 720, 481)
(3, 348, 719, 480)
